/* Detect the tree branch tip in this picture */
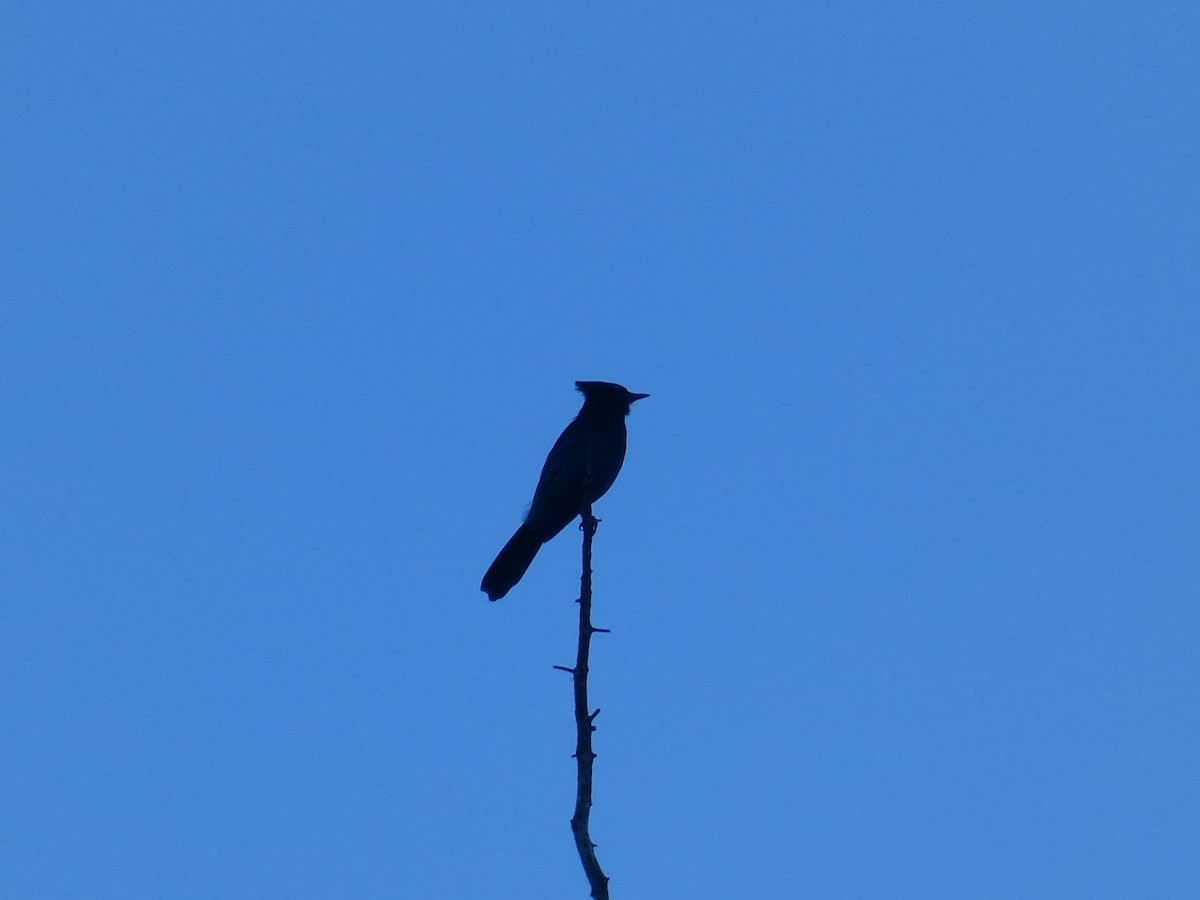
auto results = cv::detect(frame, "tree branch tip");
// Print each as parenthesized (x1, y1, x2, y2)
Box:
(593, 626, 612, 634)
(553, 665, 575, 674)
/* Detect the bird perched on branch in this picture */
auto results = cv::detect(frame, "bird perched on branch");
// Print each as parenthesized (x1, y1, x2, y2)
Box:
(481, 381, 649, 601)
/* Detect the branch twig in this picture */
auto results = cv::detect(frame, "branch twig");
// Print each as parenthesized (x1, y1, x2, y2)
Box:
(569, 504, 609, 899)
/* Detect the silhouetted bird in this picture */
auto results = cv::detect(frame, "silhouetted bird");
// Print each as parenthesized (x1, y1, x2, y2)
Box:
(481, 381, 649, 601)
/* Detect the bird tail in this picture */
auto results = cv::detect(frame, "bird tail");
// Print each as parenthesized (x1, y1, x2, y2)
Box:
(481, 523, 543, 601)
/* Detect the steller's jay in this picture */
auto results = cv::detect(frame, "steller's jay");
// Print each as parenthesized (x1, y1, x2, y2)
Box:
(481, 381, 649, 601)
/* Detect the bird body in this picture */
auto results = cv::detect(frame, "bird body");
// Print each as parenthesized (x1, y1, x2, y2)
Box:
(481, 381, 648, 601)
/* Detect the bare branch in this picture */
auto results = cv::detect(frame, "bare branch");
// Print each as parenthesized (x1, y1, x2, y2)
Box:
(569, 505, 609, 899)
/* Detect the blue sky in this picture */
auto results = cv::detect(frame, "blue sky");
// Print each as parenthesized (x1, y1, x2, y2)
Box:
(3, 2, 1197, 897)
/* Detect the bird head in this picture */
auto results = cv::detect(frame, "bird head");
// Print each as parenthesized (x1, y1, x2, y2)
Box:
(575, 381, 650, 414)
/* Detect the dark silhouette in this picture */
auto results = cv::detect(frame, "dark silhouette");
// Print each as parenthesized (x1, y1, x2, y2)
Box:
(481, 381, 648, 601)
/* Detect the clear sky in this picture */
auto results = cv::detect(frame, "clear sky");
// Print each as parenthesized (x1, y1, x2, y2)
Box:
(3, 3, 1197, 898)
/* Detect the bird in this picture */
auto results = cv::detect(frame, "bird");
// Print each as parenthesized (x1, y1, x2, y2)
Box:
(481, 381, 649, 601)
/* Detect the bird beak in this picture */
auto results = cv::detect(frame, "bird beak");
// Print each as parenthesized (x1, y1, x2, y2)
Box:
(629, 392, 650, 402)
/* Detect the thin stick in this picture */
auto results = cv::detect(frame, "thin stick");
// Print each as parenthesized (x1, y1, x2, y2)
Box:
(569, 504, 609, 899)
